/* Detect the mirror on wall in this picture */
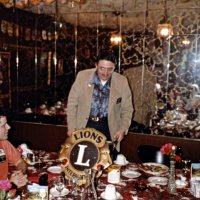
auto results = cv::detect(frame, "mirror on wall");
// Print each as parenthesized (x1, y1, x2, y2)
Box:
(0, 1, 200, 138)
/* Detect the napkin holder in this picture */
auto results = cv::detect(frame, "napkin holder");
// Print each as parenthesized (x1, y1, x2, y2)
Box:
(19, 143, 33, 158)
(191, 163, 200, 181)
(27, 184, 48, 200)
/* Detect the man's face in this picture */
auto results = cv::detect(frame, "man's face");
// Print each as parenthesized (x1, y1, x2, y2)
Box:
(96, 60, 115, 81)
(0, 116, 10, 140)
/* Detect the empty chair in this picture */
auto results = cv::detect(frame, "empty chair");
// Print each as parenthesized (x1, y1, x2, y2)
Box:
(137, 145, 183, 168)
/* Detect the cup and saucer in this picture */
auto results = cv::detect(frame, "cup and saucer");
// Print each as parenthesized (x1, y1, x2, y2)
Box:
(114, 154, 129, 166)
(175, 179, 188, 188)
(100, 184, 122, 200)
(50, 187, 69, 198)
(24, 107, 32, 113)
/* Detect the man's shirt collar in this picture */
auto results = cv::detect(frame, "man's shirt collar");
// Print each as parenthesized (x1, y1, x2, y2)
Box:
(89, 71, 111, 88)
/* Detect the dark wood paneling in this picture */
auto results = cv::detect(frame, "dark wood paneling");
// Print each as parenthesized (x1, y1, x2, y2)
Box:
(9, 121, 67, 152)
(9, 121, 200, 162)
(121, 133, 200, 163)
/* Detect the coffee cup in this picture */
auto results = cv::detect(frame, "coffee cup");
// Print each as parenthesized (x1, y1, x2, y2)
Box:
(107, 165, 121, 184)
(115, 154, 127, 165)
(104, 184, 117, 200)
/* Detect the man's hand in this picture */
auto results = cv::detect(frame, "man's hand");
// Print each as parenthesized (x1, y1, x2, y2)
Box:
(67, 128, 76, 136)
(114, 130, 125, 142)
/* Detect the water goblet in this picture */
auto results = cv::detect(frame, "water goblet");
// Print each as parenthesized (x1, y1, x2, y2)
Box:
(71, 176, 79, 197)
(54, 176, 65, 197)
(39, 188, 47, 200)
(182, 159, 191, 174)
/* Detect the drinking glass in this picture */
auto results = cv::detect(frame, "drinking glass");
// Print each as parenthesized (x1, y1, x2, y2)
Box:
(39, 188, 47, 200)
(182, 159, 191, 174)
(71, 176, 79, 197)
(54, 176, 65, 197)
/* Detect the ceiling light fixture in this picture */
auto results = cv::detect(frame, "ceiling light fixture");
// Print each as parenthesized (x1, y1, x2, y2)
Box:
(182, 38, 190, 46)
(157, 0, 173, 39)
(67, 0, 87, 7)
(110, 11, 122, 45)
(110, 34, 122, 45)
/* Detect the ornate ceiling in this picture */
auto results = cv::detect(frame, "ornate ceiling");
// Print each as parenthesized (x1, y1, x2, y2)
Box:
(1, 0, 199, 28)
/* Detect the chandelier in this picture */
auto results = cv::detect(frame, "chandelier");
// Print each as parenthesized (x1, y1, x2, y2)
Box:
(157, 0, 173, 38)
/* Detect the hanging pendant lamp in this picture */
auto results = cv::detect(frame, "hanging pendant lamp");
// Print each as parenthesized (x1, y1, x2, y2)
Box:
(157, 0, 173, 39)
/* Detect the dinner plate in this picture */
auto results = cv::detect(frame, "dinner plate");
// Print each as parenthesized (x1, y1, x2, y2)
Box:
(122, 170, 141, 179)
(100, 191, 122, 200)
(148, 176, 168, 185)
(139, 162, 169, 175)
(47, 166, 62, 174)
(50, 187, 69, 197)
(128, 163, 138, 170)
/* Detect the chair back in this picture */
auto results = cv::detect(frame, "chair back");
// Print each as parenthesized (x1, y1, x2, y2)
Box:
(137, 144, 183, 168)
(137, 145, 169, 166)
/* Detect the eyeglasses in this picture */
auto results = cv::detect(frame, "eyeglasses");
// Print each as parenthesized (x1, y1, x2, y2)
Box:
(99, 66, 114, 73)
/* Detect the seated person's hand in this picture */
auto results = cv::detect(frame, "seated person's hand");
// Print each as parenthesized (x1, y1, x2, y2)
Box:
(16, 158, 27, 173)
(10, 170, 28, 188)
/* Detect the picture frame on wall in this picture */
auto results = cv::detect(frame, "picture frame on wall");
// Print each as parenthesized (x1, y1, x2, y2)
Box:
(0, 52, 11, 110)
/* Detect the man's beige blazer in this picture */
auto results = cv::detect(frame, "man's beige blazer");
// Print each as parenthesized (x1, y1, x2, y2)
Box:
(67, 68, 133, 143)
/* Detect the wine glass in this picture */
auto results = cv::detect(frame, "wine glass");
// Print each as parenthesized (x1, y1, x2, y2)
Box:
(71, 176, 79, 197)
(39, 188, 47, 200)
(182, 159, 191, 174)
(54, 176, 65, 197)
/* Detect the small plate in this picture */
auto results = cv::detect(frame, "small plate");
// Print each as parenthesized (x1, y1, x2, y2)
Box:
(122, 170, 141, 179)
(50, 187, 69, 197)
(114, 160, 129, 166)
(47, 166, 62, 174)
(148, 176, 168, 185)
(100, 191, 122, 200)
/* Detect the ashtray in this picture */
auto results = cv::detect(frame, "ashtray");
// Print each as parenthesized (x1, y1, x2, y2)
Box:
(133, 181, 147, 191)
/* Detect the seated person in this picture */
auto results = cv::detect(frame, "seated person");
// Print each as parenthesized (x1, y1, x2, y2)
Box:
(0, 115, 28, 188)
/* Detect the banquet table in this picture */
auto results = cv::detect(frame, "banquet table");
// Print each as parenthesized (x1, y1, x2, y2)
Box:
(10, 150, 199, 200)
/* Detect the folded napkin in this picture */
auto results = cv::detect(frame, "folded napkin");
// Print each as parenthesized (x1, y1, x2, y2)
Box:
(19, 143, 33, 158)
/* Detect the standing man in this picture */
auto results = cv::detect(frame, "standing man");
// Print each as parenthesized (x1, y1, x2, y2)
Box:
(67, 49, 133, 151)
